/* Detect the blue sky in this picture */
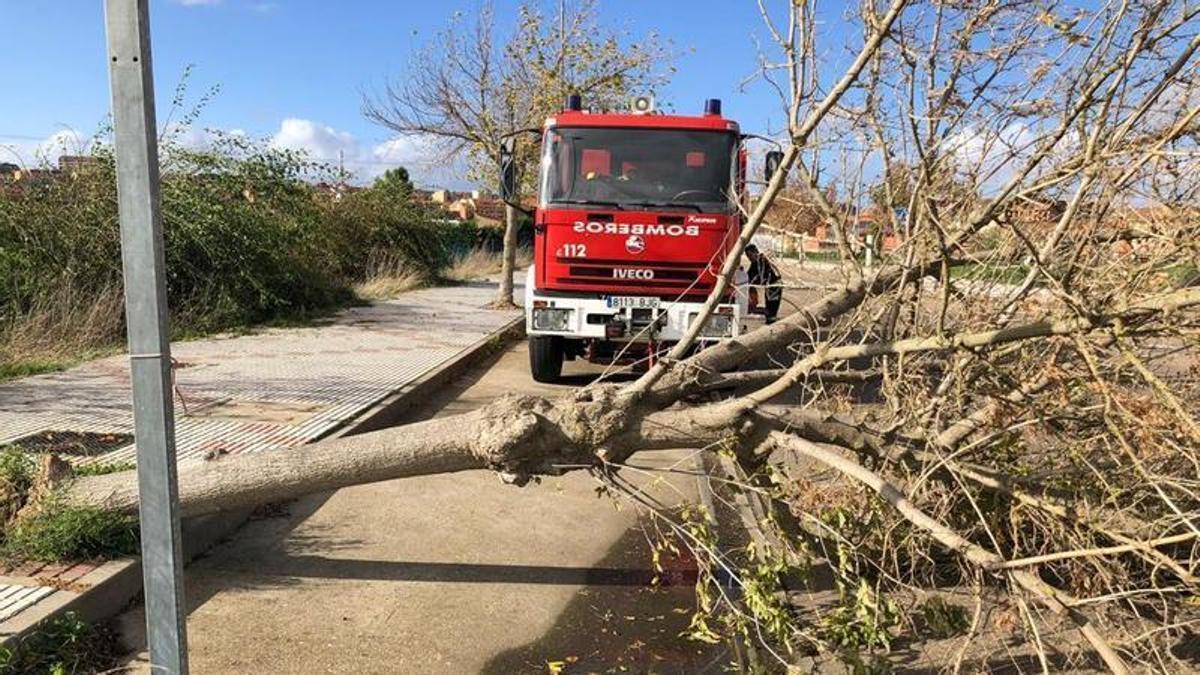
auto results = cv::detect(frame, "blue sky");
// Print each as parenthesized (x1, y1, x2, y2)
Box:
(0, 0, 858, 187)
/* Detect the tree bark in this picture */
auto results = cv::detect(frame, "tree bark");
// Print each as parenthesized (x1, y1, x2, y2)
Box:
(494, 203, 520, 308)
(57, 391, 727, 519)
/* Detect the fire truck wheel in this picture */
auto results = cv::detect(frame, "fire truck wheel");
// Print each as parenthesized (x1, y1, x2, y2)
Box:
(529, 336, 565, 383)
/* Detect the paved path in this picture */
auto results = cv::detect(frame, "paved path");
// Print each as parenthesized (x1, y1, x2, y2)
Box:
(116, 343, 729, 674)
(0, 282, 519, 633)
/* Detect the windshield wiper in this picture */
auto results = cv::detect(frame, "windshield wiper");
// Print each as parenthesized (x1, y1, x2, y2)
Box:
(553, 199, 625, 210)
(622, 201, 703, 213)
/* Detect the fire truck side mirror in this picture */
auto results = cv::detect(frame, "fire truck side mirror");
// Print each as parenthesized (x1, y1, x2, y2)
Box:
(499, 137, 517, 201)
(764, 150, 784, 182)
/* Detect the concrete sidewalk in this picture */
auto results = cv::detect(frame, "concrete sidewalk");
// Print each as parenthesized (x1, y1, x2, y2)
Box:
(0, 282, 520, 634)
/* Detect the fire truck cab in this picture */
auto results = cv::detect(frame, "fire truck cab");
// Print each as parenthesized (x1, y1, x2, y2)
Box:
(501, 95, 775, 382)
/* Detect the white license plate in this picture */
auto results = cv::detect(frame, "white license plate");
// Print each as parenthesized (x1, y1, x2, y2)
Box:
(606, 296, 661, 309)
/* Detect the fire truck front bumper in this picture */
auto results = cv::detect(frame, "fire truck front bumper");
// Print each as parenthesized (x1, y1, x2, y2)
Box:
(525, 282, 744, 343)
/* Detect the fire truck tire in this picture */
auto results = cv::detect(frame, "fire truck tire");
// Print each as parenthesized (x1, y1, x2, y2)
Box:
(529, 336, 564, 383)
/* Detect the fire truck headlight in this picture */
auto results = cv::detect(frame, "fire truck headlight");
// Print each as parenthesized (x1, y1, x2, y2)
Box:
(690, 312, 732, 338)
(532, 308, 572, 332)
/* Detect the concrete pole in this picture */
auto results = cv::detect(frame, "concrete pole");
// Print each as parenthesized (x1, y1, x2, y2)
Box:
(104, 1, 189, 672)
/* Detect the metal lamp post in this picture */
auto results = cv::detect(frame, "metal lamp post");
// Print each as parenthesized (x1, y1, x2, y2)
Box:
(104, 0, 189, 671)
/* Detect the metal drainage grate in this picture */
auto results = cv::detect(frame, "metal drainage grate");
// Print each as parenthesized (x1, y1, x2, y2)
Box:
(7, 430, 134, 457)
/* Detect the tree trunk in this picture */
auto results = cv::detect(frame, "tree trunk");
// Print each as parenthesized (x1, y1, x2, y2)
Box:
(494, 203, 520, 308)
(54, 392, 740, 519)
(63, 413, 490, 518)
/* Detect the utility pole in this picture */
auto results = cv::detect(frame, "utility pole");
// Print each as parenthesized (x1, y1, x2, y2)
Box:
(104, 1, 189, 672)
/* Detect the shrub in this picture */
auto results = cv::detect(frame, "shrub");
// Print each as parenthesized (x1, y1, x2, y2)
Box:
(0, 612, 118, 675)
(0, 448, 36, 497)
(0, 131, 456, 374)
(2, 503, 139, 563)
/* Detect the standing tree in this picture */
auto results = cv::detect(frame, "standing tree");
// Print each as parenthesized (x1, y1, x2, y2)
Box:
(371, 166, 414, 200)
(363, 0, 675, 307)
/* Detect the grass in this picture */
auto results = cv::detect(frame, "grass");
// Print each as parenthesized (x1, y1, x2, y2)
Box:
(0, 612, 119, 675)
(0, 448, 138, 564)
(0, 449, 36, 522)
(1165, 262, 1199, 287)
(794, 249, 849, 263)
(0, 449, 35, 489)
(70, 461, 135, 478)
(173, 300, 352, 339)
(1, 136, 464, 384)
(919, 596, 970, 638)
(781, 248, 872, 264)
(0, 359, 68, 382)
(354, 269, 428, 300)
(444, 246, 532, 282)
(948, 262, 1031, 286)
(0, 287, 126, 384)
(2, 502, 139, 563)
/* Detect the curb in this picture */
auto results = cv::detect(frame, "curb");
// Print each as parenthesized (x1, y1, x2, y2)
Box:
(0, 313, 525, 648)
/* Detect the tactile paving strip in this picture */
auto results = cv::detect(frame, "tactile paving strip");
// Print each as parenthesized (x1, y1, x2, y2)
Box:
(0, 584, 55, 622)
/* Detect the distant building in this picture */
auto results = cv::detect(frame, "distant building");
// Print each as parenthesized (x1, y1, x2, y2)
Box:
(0, 156, 103, 195)
(429, 189, 468, 204)
(313, 181, 364, 201)
(410, 185, 522, 225)
(473, 196, 506, 225)
(57, 155, 99, 175)
(435, 191, 506, 226)
(1006, 198, 1066, 226)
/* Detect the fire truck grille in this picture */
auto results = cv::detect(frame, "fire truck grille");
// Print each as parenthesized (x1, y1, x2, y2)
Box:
(557, 258, 712, 293)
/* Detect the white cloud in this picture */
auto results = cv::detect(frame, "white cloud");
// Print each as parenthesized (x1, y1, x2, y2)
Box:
(944, 122, 1046, 194)
(2, 119, 470, 189)
(268, 118, 465, 186)
(162, 123, 220, 150)
(371, 136, 444, 173)
(174, 0, 221, 6)
(0, 129, 93, 169)
(269, 118, 360, 163)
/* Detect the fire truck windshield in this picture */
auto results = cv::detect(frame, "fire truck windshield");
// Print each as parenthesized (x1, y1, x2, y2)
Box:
(540, 127, 735, 212)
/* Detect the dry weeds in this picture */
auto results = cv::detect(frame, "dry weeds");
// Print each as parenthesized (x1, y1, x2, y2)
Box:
(0, 286, 125, 379)
(444, 246, 532, 282)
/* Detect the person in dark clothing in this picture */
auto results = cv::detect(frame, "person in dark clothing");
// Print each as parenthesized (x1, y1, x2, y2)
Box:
(745, 244, 782, 324)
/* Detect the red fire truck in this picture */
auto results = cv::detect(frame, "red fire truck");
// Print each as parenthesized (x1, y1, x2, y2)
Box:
(500, 95, 781, 382)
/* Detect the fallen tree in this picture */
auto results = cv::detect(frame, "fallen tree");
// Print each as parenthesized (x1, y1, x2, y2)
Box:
(54, 287, 1199, 522)
(17, 0, 1200, 671)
